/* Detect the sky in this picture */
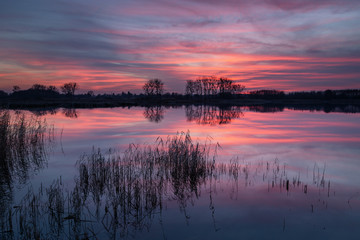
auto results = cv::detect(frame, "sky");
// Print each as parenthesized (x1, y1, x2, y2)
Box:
(0, 0, 360, 93)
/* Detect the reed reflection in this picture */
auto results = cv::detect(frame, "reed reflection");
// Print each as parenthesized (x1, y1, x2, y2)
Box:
(2, 132, 216, 239)
(0, 111, 54, 229)
(0, 111, 53, 183)
(1, 133, 334, 240)
(9, 108, 79, 119)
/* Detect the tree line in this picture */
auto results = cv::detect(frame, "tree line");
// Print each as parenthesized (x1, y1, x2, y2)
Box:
(1, 76, 360, 101)
(0, 82, 84, 99)
(140, 76, 245, 97)
(12, 82, 79, 95)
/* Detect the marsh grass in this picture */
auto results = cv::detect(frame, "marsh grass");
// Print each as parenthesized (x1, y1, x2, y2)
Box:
(4, 132, 331, 239)
(0, 111, 54, 183)
(3, 132, 217, 239)
(0, 110, 54, 239)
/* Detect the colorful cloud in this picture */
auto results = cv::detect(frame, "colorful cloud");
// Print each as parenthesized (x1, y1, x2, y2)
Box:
(0, 0, 359, 93)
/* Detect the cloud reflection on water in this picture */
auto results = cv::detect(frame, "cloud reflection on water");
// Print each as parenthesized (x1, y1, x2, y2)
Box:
(2, 107, 359, 239)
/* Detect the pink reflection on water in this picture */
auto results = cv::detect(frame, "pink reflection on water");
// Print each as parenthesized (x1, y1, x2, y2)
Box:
(5, 107, 360, 238)
(14, 107, 360, 194)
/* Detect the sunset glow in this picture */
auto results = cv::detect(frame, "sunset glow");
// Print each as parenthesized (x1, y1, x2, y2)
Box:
(1, 0, 359, 93)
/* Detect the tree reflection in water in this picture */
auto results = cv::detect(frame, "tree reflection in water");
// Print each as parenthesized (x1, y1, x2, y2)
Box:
(1, 132, 333, 240)
(186, 105, 244, 125)
(62, 108, 78, 119)
(143, 106, 165, 123)
(244, 105, 284, 113)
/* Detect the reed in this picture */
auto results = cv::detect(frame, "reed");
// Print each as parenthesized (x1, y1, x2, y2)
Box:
(0, 111, 54, 182)
(0, 110, 54, 239)
(4, 132, 331, 239)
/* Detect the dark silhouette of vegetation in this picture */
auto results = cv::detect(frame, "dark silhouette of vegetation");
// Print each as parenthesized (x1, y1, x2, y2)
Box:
(61, 82, 79, 96)
(0, 90, 7, 98)
(0, 78, 359, 111)
(143, 79, 164, 96)
(31, 84, 47, 91)
(0, 111, 53, 181)
(185, 76, 245, 97)
(12, 86, 20, 93)
(248, 89, 285, 98)
(30, 84, 59, 95)
(86, 90, 94, 97)
(1, 132, 219, 239)
(10, 84, 60, 100)
(286, 89, 360, 100)
(0, 111, 54, 229)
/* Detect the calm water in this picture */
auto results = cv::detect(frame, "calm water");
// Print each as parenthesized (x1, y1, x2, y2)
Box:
(1, 106, 360, 239)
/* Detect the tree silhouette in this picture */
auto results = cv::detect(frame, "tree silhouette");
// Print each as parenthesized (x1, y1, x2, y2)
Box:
(143, 79, 164, 96)
(185, 80, 196, 95)
(185, 79, 203, 95)
(186, 76, 245, 96)
(61, 82, 79, 95)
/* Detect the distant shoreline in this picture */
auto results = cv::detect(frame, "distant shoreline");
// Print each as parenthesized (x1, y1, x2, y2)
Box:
(1, 96, 360, 113)
(2, 84, 359, 112)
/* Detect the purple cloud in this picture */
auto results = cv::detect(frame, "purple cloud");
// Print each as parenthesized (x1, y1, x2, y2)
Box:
(0, 0, 359, 93)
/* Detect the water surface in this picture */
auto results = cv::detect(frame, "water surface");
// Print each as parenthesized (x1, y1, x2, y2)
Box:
(1, 106, 359, 239)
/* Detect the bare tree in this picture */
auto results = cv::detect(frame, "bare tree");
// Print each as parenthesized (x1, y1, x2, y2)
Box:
(143, 79, 164, 96)
(61, 82, 79, 95)
(218, 77, 233, 95)
(196, 76, 218, 96)
(199, 77, 210, 95)
(187, 76, 245, 96)
(194, 79, 203, 95)
(231, 83, 245, 94)
(185, 80, 195, 95)
(208, 76, 218, 95)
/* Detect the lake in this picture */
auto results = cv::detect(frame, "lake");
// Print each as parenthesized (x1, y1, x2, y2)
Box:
(1, 106, 359, 239)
